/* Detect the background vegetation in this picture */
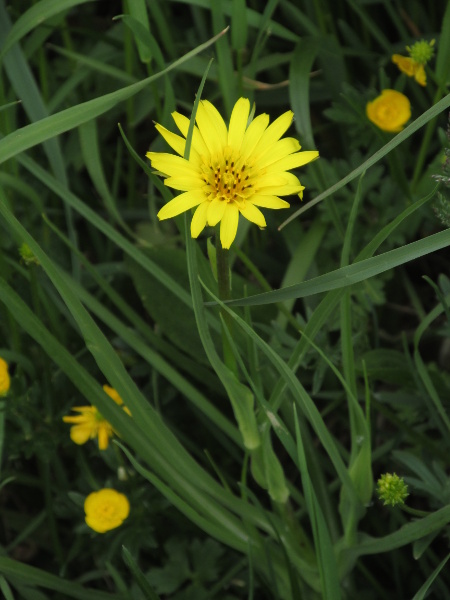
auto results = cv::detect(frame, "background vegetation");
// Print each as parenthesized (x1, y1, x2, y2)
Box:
(0, 0, 449, 598)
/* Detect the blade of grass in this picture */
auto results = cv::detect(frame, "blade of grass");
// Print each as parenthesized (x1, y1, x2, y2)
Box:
(121, 547, 162, 600)
(201, 282, 360, 505)
(0, 557, 126, 600)
(411, 554, 450, 600)
(0, 27, 229, 165)
(221, 227, 450, 307)
(294, 405, 341, 600)
(0, 0, 95, 58)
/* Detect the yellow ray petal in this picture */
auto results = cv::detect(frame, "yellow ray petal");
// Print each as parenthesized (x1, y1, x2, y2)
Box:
(255, 110, 294, 152)
(171, 112, 209, 156)
(240, 113, 270, 159)
(248, 195, 291, 209)
(253, 173, 292, 190)
(255, 138, 301, 169)
(164, 175, 204, 191)
(147, 152, 198, 178)
(158, 191, 205, 220)
(257, 185, 303, 197)
(228, 98, 250, 151)
(196, 101, 227, 156)
(239, 203, 266, 228)
(191, 201, 209, 238)
(207, 198, 227, 226)
(266, 150, 319, 172)
(154, 123, 185, 156)
(220, 203, 239, 249)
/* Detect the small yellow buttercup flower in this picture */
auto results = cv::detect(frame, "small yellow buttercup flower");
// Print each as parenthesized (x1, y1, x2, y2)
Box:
(147, 97, 318, 249)
(0, 358, 11, 397)
(366, 90, 411, 133)
(392, 55, 426, 86)
(392, 39, 434, 87)
(84, 488, 130, 533)
(63, 385, 130, 450)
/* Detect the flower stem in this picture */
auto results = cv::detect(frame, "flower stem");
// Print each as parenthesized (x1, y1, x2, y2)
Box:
(215, 228, 237, 375)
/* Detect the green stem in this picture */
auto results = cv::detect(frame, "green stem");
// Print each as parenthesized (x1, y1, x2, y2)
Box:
(215, 228, 237, 375)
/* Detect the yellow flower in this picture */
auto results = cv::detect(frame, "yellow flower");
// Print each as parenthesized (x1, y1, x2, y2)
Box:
(84, 488, 130, 533)
(392, 55, 426, 86)
(0, 358, 10, 396)
(63, 385, 130, 450)
(366, 90, 411, 133)
(147, 97, 319, 249)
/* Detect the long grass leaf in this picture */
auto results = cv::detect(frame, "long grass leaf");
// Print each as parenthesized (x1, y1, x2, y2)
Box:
(0, 0, 95, 58)
(411, 554, 450, 600)
(222, 228, 450, 307)
(0, 27, 229, 165)
(0, 557, 126, 600)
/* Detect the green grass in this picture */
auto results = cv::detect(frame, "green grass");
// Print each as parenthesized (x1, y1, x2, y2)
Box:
(0, 1, 450, 598)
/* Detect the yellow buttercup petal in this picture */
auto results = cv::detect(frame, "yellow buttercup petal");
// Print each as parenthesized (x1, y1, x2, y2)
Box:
(70, 424, 95, 445)
(366, 90, 411, 132)
(84, 489, 130, 533)
(414, 64, 426, 86)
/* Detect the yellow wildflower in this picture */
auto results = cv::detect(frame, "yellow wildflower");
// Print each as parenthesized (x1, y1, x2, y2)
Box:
(0, 358, 10, 396)
(366, 90, 411, 133)
(84, 488, 130, 533)
(147, 97, 318, 249)
(392, 39, 434, 87)
(63, 385, 130, 450)
(392, 55, 426, 86)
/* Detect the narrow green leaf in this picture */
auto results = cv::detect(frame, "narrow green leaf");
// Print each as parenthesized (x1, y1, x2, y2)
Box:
(294, 407, 341, 600)
(0, 0, 95, 58)
(436, 2, 450, 82)
(0, 575, 15, 600)
(289, 37, 320, 150)
(0, 27, 229, 165)
(411, 554, 450, 600)
(122, 547, 161, 600)
(0, 557, 126, 600)
(121, 0, 152, 63)
(346, 504, 450, 559)
(222, 228, 450, 307)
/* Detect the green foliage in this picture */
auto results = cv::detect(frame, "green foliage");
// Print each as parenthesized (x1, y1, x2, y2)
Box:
(0, 0, 450, 599)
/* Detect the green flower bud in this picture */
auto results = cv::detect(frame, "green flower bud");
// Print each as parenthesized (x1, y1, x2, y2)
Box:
(377, 473, 409, 507)
(406, 39, 435, 65)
